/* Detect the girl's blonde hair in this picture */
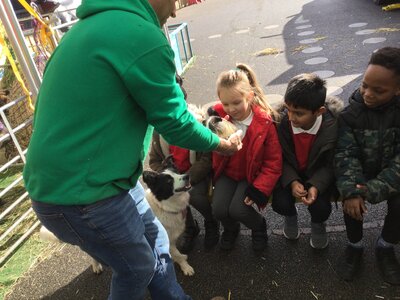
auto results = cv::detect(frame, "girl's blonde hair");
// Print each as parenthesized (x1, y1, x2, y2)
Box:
(216, 63, 279, 121)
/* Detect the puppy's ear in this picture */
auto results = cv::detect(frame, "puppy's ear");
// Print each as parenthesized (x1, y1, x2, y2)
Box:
(162, 155, 177, 172)
(142, 170, 158, 189)
(207, 106, 219, 117)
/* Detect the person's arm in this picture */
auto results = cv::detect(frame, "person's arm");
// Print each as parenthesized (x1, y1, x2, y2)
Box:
(275, 119, 301, 188)
(306, 149, 335, 195)
(281, 160, 302, 189)
(122, 45, 240, 155)
(122, 46, 219, 152)
(334, 117, 366, 200)
(364, 149, 400, 204)
(246, 123, 282, 207)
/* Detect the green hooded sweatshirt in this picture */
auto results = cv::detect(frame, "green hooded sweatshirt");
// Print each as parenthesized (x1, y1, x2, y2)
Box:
(23, 0, 220, 205)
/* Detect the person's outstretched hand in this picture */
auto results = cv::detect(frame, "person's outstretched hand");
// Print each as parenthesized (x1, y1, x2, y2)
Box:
(215, 130, 243, 156)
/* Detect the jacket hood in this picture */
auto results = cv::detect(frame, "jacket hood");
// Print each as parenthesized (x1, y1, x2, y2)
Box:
(349, 89, 400, 112)
(76, 0, 159, 26)
(325, 95, 344, 117)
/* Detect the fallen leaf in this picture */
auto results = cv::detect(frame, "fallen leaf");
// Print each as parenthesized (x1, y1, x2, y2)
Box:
(310, 291, 319, 300)
(375, 27, 400, 32)
(292, 45, 307, 53)
(254, 47, 283, 56)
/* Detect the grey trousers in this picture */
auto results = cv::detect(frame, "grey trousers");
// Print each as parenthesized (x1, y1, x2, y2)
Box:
(189, 178, 214, 221)
(211, 175, 264, 231)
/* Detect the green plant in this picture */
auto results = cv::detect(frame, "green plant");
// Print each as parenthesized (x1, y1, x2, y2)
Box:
(0, 233, 48, 300)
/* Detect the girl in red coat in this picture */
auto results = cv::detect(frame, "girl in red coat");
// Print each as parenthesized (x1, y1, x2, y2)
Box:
(211, 63, 282, 252)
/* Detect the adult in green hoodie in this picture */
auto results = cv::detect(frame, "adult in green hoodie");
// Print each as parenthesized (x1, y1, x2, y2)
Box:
(23, 0, 240, 299)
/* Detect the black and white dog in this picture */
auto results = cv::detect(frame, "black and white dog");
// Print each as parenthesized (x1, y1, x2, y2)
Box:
(142, 168, 195, 276)
(40, 166, 194, 276)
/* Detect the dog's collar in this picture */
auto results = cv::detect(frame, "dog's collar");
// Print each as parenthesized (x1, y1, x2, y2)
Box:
(163, 208, 187, 219)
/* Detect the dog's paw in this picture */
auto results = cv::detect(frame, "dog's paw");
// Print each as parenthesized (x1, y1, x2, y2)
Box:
(39, 226, 60, 243)
(91, 260, 103, 274)
(181, 264, 195, 276)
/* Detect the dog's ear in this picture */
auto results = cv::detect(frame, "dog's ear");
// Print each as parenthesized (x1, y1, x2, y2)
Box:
(142, 170, 158, 189)
(142, 170, 174, 200)
(206, 116, 222, 130)
(206, 106, 219, 117)
(161, 155, 178, 172)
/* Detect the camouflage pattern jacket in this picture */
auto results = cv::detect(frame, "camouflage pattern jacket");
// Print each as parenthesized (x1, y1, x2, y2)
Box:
(334, 90, 400, 204)
(277, 96, 344, 194)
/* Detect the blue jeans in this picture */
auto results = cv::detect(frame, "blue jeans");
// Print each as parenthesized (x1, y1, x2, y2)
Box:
(31, 182, 191, 300)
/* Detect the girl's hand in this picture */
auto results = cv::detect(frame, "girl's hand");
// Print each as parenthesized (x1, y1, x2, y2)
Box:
(343, 196, 367, 221)
(291, 181, 307, 198)
(244, 197, 254, 206)
(302, 186, 318, 206)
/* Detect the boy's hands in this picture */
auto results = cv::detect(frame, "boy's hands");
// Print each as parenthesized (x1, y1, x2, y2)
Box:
(291, 181, 318, 206)
(302, 186, 318, 206)
(343, 196, 367, 221)
(291, 180, 307, 198)
(244, 196, 254, 206)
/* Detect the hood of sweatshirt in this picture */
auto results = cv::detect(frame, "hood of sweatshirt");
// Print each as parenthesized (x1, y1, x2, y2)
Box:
(76, 0, 159, 27)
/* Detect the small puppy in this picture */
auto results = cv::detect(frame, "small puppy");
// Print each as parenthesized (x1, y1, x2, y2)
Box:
(39, 226, 103, 274)
(142, 168, 195, 276)
(205, 106, 238, 139)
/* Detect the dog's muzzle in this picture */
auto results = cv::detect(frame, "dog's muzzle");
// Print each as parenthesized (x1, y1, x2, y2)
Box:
(175, 173, 191, 192)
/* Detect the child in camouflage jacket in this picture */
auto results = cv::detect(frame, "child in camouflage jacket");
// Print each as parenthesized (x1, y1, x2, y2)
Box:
(335, 47, 400, 286)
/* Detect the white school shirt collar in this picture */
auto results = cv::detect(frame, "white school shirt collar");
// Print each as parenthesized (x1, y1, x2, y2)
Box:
(234, 110, 253, 126)
(233, 110, 253, 139)
(291, 115, 322, 135)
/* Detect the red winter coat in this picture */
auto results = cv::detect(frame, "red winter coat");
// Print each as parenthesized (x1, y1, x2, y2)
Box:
(212, 103, 282, 206)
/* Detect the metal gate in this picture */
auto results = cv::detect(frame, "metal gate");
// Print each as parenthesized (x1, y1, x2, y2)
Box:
(0, 0, 194, 267)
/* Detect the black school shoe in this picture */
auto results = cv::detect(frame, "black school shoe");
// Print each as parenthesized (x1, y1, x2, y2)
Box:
(204, 219, 220, 249)
(220, 226, 240, 251)
(177, 219, 200, 254)
(337, 245, 364, 281)
(376, 246, 400, 285)
(252, 218, 268, 252)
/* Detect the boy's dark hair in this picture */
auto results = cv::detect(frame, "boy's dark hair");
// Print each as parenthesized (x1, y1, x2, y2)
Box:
(369, 47, 400, 78)
(284, 73, 327, 112)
